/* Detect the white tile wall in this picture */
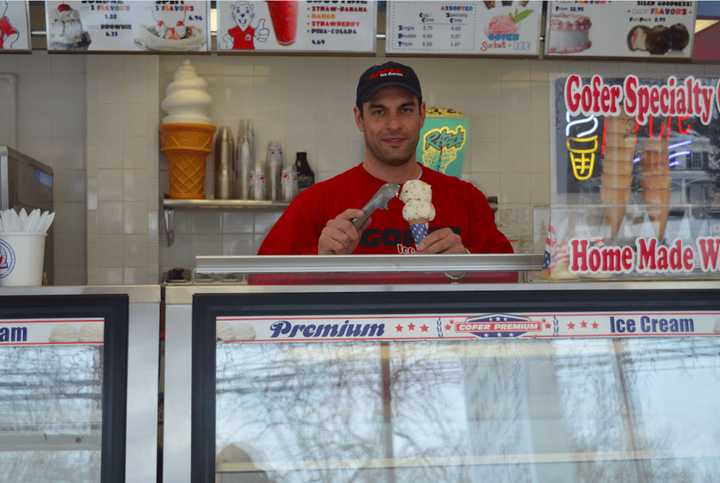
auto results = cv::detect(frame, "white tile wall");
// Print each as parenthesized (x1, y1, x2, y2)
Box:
(86, 55, 160, 285)
(0, 52, 87, 285)
(155, 56, 720, 273)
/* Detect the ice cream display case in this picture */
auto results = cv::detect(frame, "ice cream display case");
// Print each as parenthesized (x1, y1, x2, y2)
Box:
(0, 285, 161, 483)
(162, 256, 720, 483)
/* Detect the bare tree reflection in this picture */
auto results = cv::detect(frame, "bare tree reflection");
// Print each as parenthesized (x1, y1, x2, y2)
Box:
(0, 346, 103, 482)
(215, 336, 720, 483)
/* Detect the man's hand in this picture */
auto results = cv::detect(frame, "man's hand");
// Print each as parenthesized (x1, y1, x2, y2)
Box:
(416, 228, 466, 254)
(318, 209, 368, 255)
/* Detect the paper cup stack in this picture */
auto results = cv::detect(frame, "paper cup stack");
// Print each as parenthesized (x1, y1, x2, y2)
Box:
(0, 208, 55, 286)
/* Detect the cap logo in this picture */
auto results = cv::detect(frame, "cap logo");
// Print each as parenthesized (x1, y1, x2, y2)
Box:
(369, 68, 405, 80)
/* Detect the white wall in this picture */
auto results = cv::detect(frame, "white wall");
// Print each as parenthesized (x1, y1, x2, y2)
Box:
(0, 52, 86, 285)
(85, 55, 160, 285)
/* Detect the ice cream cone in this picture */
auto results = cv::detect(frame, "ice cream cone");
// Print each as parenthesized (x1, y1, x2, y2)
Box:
(602, 147, 635, 174)
(160, 123, 216, 199)
(409, 221, 429, 245)
(601, 173, 632, 189)
(601, 185, 631, 237)
(641, 137, 670, 240)
(601, 114, 637, 238)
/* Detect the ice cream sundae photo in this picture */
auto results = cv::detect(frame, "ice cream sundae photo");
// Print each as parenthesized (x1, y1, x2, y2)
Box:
(135, 1, 206, 51)
(48, 3, 91, 51)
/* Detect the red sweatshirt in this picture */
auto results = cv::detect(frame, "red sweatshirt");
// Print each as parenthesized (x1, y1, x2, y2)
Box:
(259, 164, 513, 255)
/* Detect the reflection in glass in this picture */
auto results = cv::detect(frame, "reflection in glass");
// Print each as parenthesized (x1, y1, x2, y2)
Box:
(216, 337, 720, 482)
(0, 346, 103, 482)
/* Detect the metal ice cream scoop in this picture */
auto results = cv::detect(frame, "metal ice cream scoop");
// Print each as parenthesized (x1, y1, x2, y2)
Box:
(352, 183, 400, 230)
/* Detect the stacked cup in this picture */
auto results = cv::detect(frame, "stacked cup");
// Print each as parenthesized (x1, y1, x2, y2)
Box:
(0, 208, 55, 286)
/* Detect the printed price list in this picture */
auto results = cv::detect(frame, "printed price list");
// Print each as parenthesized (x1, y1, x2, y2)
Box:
(387, 2, 477, 54)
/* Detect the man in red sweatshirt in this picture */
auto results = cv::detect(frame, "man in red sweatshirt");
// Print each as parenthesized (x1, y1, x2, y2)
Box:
(259, 61, 512, 256)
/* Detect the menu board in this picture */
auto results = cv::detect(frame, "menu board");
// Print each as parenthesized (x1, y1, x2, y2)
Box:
(45, 1, 210, 52)
(0, 0, 30, 51)
(386, 1, 542, 56)
(545, 1, 696, 58)
(216, 0, 377, 53)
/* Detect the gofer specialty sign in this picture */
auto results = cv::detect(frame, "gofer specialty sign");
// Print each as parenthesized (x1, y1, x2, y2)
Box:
(565, 74, 719, 126)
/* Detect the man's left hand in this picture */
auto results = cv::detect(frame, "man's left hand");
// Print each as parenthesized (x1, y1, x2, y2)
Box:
(416, 228, 466, 254)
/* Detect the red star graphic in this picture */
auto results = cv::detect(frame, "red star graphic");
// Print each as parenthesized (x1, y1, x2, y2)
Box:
(567, 322, 575, 329)
(445, 323, 452, 331)
(581, 321, 588, 328)
(592, 321, 599, 329)
(408, 323, 416, 331)
(420, 324, 429, 332)
(544, 323, 551, 329)
(395, 324, 403, 332)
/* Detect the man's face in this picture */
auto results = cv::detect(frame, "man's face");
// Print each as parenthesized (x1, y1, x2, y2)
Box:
(353, 86, 426, 167)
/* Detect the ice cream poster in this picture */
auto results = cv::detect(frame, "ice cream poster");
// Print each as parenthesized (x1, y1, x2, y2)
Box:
(417, 107, 468, 178)
(0, 318, 104, 346)
(44, 1, 210, 52)
(546, 73, 720, 280)
(0, 1, 30, 51)
(216, 0, 376, 53)
(386, 1, 542, 56)
(545, 1, 696, 58)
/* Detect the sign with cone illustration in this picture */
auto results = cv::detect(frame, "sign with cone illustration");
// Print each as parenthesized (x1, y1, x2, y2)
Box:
(547, 74, 720, 279)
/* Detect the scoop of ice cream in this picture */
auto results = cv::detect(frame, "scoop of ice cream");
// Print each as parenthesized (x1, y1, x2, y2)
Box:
(403, 199, 435, 223)
(161, 60, 212, 125)
(400, 179, 432, 203)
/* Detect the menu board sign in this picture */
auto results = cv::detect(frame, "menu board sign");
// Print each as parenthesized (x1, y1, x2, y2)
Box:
(0, 0, 30, 51)
(216, 1, 377, 53)
(45, 1, 210, 52)
(386, 0, 542, 56)
(545, 1, 696, 58)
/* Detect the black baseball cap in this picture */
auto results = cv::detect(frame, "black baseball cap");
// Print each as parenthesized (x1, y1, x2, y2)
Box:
(356, 61, 422, 109)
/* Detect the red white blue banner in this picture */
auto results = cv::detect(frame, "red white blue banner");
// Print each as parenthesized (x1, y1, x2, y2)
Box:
(216, 311, 720, 344)
(0, 318, 104, 346)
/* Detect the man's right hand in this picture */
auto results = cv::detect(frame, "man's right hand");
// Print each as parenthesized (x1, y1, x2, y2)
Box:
(318, 208, 367, 255)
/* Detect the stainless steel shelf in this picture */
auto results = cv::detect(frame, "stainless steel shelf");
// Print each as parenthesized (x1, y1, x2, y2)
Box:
(163, 199, 289, 209)
(162, 199, 289, 246)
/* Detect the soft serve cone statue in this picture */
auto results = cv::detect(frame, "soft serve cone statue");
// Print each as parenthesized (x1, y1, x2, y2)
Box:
(160, 60, 215, 199)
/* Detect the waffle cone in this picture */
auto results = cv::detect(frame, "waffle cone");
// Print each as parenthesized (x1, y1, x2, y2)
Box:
(605, 131, 637, 149)
(601, 186, 631, 238)
(601, 173, 632, 189)
(640, 175, 671, 190)
(160, 123, 216, 199)
(644, 188, 671, 240)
